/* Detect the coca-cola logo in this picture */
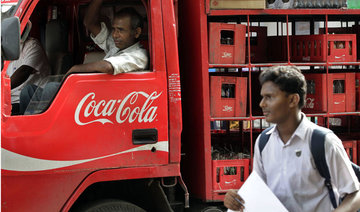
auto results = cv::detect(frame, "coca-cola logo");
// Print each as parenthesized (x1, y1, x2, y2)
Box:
(305, 97, 315, 109)
(75, 91, 162, 125)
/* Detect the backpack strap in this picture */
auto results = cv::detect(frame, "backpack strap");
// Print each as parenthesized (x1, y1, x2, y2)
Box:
(311, 128, 337, 209)
(259, 126, 275, 156)
(351, 162, 360, 181)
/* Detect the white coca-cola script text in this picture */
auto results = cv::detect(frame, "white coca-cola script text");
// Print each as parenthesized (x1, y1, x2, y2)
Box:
(75, 91, 162, 125)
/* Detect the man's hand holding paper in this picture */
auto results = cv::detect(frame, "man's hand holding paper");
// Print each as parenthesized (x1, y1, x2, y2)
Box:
(224, 189, 245, 211)
(226, 171, 288, 212)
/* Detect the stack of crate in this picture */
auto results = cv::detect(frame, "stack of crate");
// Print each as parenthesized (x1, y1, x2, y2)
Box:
(209, 22, 250, 199)
(303, 73, 356, 114)
(298, 28, 360, 167)
(208, 19, 360, 200)
(209, 22, 248, 118)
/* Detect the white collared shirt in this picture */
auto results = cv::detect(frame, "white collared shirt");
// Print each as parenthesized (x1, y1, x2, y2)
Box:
(6, 37, 51, 103)
(253, 113, 360, 212)
(90, 22, 148, 75)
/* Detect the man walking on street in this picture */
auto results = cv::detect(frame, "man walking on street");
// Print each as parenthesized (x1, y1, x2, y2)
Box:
(224, 66, 360, 212)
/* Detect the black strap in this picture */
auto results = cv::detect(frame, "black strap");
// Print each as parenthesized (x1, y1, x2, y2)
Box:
(311, 129, 337, 209)
(351, 162, 360, 181)
(259, 126, 274, 156)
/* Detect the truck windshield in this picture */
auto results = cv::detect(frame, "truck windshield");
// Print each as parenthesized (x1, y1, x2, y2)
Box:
(1, 0, 21, 19)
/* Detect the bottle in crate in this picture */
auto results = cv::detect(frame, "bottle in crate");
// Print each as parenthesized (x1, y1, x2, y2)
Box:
(305, 0, 314, 8)
(210, 76, 247, 118)
(267, 0, 276, 8)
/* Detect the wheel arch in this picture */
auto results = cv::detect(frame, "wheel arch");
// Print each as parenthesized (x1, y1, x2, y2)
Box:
(61, 164, 180, 212)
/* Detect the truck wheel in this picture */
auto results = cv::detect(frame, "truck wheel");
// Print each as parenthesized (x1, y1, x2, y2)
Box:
(201, 207, 223, 212)
(79, 199, 146, 212)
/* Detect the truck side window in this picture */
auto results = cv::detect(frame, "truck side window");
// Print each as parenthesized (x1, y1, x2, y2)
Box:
(80, 2, 150, 70)
(19, 0, 150, 116)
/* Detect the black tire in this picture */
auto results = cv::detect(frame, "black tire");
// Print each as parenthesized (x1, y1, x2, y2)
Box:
(79, 199, 146, 212)
(201, 207, 223, 212)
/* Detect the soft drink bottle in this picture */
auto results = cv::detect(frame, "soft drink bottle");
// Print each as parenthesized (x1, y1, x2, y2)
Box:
(267, 0, 276, 8)
(337, 80, 344, 93)
(226, 37, 233, 45)
(294, 0, 304, 8)
(282, 0, 293, 9)
(314, 0, 322, 7)
(332, 0, 340, 8)
(305, 0, 314, 8)
(325, 0, 332, 8)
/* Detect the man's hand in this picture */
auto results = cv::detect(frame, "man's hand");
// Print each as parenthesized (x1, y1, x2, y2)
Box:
(63, 65, 79, 80)
(334, 190, 360, 212)
(224, 189, 245, 211)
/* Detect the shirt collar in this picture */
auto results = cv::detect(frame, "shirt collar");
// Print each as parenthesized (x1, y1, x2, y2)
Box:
(292, 112, 309, 142)
(265, 124, 276, 135)
(267, 112, 309, 144)
(117, 42, 140, 54)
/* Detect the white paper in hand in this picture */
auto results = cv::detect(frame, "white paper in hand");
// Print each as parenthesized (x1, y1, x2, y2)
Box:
(227, 171, 288, 212)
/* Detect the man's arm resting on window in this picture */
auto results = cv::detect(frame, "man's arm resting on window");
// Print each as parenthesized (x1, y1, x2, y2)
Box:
(10, 65, 36, 89)
(65, 60, 114, 77)
(335, 190, 360, 212)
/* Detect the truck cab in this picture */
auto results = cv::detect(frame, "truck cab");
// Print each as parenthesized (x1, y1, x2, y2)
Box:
(1, 0, 183, 211)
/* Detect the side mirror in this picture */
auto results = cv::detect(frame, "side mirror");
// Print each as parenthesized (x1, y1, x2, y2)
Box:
(1, 16, 20, 68)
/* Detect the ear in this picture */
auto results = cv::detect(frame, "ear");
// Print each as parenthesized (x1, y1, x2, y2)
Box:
(134, 27, 142, 39)
(289, 93, 300, 109)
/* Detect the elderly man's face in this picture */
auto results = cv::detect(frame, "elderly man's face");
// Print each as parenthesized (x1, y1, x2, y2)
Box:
(111, 16, 140, 50)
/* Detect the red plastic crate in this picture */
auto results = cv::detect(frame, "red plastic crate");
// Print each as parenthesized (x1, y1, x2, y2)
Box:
(328, 34, 357, 62)
(210, 76, 247, 117)
(303, 73, 355, 113)
(303, 73, 327, 113)
(246, 26, 267, 63)
(328, 73, 355, 113)
(291, 35, 327, 62)
(343, 140, 358, 164)
(267, 36, 287, 62)
(291, 34, 357, 62)
(212, 159, 250, 192)
(209, 22, 246, 64)
(320, 27, 359, 61)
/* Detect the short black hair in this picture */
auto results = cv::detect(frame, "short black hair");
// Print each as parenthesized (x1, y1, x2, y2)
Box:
(259, 66, 307, 109)
(114, 7, 143, 30)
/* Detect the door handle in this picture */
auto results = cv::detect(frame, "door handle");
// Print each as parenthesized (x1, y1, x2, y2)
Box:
(132, 128, 158, 145)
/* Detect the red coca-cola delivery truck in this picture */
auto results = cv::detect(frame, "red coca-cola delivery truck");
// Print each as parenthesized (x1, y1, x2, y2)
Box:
(1, 0, 189, 211)
(2, 0, 360, 211)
